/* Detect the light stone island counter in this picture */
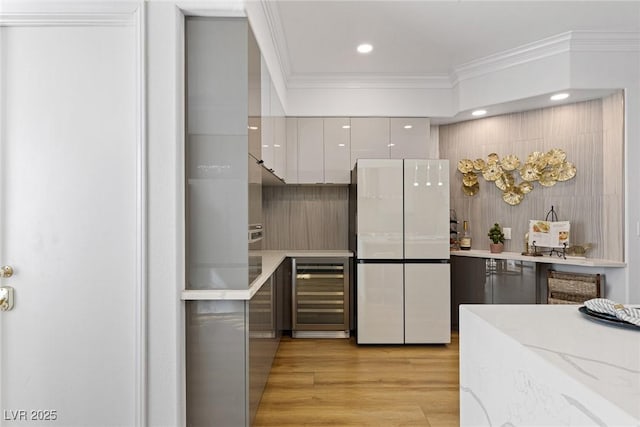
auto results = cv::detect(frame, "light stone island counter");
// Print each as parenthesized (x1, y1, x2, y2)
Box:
(181, 250, 353, 301)
(460, 304, 640, 426)
(451, 249, 626, 268)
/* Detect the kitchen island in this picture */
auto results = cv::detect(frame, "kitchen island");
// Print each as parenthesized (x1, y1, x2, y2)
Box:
(459, 304, 640, 426)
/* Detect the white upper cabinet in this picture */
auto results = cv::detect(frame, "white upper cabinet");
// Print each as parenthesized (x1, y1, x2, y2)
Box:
(297, 118, 324, 183)
(350, 118, 390, 167)
(323, 118, 351, 183)
(247, 28, 261, 160)
(259, 59, 287, 180)
(285, 117, 299, 183)
(260, 56, 274, 172)
(287, 116, 433, 185)
(270, 81, 286, 179)
(390, 118, 431, 159)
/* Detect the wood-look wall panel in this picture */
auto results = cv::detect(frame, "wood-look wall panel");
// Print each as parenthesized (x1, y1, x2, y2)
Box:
(602, 92, 625, 261)
(262, 186, 349, 250)
(440, 95, 624, 261)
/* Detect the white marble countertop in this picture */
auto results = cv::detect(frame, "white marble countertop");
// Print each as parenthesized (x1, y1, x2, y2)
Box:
(181, 250, 353, 301)
(451, 249, 626, 268)
(460, 304, 640, 424)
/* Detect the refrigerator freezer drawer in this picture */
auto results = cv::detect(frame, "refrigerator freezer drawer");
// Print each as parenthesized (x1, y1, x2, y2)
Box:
(356, 263, 404, 344)
(404, 263, 451, 344)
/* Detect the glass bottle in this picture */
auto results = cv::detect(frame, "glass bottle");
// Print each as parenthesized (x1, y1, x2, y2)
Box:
(460, 220, 472, 250)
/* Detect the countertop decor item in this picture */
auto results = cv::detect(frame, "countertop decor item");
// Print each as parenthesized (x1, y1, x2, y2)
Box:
(488, 223, 505, 253)
(581, 298, 640, 329)
(457, 149, 577, 205)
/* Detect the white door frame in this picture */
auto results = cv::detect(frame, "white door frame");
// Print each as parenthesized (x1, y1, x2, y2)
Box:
(0, 2, 147, 425)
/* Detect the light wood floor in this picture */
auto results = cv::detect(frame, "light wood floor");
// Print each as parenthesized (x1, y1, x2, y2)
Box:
(254, 333, 459, 426)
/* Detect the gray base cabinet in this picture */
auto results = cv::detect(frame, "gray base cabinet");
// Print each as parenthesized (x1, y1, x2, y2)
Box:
(186, 300, 248, 427)
(451, 256, 546, 329)
(186, 261, 289, 427)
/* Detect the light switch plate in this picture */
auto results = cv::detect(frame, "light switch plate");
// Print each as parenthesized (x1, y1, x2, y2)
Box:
(503, 227, 511, 240)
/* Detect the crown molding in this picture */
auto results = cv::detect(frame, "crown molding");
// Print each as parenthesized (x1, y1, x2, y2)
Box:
(286, 73, 453, 90)
(452, 31, 640, 87)
(0, 11, 136, 26)
(260, 0, 293, 82)
(0, 2, 140, 26)
(570, 30, 640, 52)
(271, 25, 640, 91)
(451, 32, 573, 86)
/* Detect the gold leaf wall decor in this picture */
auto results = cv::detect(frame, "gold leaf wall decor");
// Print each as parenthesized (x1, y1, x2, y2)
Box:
(457, 149, 576, 205)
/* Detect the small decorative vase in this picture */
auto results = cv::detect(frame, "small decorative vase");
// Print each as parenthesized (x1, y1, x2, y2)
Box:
(490, 242, 504, 253)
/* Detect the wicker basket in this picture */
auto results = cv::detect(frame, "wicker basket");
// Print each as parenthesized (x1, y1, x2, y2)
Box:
(547, 270, 601, 305)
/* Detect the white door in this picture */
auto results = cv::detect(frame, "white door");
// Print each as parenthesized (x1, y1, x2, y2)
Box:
(0, 18, 141, 426)
(356, 263, 404, 344)
(404, 159, 450, 259)
(404, 264, 451, 344)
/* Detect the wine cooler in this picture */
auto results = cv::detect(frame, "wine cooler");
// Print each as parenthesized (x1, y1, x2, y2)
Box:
(292, 257, 350, 338)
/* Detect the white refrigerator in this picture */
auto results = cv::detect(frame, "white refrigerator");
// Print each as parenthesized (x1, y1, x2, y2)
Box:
(352, 159, 450, 344)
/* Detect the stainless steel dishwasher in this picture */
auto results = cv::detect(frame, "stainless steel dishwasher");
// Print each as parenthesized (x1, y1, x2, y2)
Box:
(291, 257, 350, 338)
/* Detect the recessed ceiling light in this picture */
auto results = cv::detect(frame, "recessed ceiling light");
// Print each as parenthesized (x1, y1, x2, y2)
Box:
(357, 43, 373, 54)
(248, 126, 259, 130)
(472, 109, 487, 116)
(342, 125, 351, 129)
(404, 125, 413, 129)
(550, 93, 570, 101)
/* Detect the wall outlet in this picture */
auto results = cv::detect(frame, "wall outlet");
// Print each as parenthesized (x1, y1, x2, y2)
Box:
(503, 227, 511, 240)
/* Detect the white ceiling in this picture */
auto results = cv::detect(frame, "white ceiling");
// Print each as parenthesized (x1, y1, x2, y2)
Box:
(273, 1, 640, 78)
(259, 1, 640, 121)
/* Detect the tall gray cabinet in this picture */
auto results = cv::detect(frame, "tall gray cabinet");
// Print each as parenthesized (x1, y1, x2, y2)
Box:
(184, 17, 276, 427)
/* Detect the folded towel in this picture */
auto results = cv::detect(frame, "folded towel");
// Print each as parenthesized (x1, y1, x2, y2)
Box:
(585, 298, 640, 327)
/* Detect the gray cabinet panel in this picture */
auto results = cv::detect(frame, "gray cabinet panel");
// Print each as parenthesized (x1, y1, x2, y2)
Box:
(451, 256, 486, 329)
(186, 300, 247, 427)
(451, 256, 541, 329)
(488, 259, 537, 305)
(249, 277, 278, 425)
(276, 258, 292, 332)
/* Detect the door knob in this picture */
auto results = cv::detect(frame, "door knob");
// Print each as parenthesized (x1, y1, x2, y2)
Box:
(0, 286, 14, 311)
(1, 265, 13, 278)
